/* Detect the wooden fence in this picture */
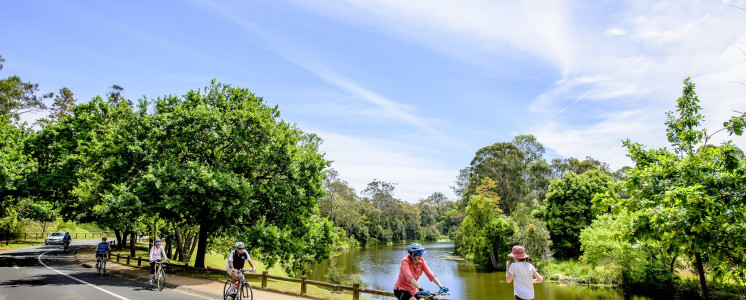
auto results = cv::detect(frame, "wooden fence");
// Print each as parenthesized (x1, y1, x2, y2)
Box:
(111, 253, 453, 300)
(2, 231, 114, 245)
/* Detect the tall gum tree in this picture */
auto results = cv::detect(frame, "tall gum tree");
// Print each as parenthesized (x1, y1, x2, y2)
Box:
(613, 78, 746, 299)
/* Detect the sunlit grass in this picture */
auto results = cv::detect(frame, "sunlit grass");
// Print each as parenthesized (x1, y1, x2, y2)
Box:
(0, 240, 43, 252)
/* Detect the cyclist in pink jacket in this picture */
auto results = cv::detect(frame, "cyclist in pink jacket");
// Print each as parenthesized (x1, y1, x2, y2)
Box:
(148, 239, 169, 286)
(393, 243, 448, 300)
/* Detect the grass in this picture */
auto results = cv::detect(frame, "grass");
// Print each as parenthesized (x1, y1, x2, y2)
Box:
(107, 241, 379, 300)
(0, 240, 43, 252)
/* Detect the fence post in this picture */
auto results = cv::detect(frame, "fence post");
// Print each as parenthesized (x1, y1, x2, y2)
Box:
(183, 262, 188, 275)
(301, 276, 307, 295)
(138, 257, 142, 267)
(353, 283, 360, 300)
(206, 266, 211, 276)
(126, 256, 130, 265)
(24, 233, 27, 240)
(116, 254, 120, 262)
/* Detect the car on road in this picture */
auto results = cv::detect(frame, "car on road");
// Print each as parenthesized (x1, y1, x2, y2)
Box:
(45, 232, 68, 245)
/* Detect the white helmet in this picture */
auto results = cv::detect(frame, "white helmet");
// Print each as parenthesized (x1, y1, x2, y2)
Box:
(235, 242, 245, 249)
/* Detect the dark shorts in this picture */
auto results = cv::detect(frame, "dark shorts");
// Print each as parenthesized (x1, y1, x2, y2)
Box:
(515, 296, 531, 300)
(394, 289, 422, 300)
(150, 262, 157, 274)
(95, 253, 106, 258)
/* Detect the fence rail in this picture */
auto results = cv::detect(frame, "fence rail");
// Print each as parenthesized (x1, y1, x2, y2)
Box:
(2, 231, 114, 245)
(111, 253, 453, 300)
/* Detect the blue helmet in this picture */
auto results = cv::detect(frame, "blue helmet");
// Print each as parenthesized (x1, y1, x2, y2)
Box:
(407, 243, 425, 252)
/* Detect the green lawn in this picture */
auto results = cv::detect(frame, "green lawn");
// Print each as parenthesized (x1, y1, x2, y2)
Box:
(0, 240, 43, 253)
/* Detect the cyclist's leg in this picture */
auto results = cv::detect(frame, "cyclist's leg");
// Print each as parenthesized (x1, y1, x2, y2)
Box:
(149, 262, 156, 282)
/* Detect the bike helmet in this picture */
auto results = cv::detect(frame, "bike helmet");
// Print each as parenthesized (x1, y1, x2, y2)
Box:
(407, 243, 425, 252)
(102, 237, 107, 241)
(155, 239, 162, 244)
(235, 242, 245, 249)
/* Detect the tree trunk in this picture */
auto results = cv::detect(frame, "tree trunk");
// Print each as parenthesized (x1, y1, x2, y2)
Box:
(174, 227, 186, 262)
(695, 252, 708, 300)
(165, 234, 172, 259)
(114, 230, 123, 250)
(490, 243, 500, 269)
(129, 231, 136, 257)
(121, 231, 129, 250)
(188, 231, 199, 261)
(194, 225, 209, 268)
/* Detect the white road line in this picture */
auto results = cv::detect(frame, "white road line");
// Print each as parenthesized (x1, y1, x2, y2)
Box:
(37, 250, 131, 300)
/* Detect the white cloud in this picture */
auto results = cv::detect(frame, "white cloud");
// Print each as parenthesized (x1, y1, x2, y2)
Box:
(291, 0, 746, 169)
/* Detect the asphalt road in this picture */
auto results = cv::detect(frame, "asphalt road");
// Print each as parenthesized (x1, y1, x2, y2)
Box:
(0, 241, 205, 300)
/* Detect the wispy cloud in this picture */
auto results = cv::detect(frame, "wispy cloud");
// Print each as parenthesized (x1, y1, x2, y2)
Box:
(290, 0, 746, 169)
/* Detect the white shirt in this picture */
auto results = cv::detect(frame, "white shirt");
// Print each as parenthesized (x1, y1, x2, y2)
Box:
(508, 262, 537, 299)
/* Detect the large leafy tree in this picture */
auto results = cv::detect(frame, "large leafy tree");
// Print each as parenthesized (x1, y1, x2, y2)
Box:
(545, 170, 611, 258)
(144, 81, 330, 268)
(463, 142, 526, 215)
(613, 78, 746, 299)
(0, 55, 51, 122)
(454, 178, 514, 268)
(0, 117, 37, 233)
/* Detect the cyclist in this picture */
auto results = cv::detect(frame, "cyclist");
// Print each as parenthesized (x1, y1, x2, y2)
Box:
(95, 237, 112, 263)
(394, 243, 448, 300)
(148, 239, 169, 286)
(63, 232, 72, 249)
(225, 242, 256, 296)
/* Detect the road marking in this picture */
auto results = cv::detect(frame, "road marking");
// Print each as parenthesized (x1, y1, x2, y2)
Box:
(13, 265, 20, 269)
(38, 251, 131, 300)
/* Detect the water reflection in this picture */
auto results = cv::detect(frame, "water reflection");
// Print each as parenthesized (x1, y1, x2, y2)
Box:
(304, 242, 655, 300)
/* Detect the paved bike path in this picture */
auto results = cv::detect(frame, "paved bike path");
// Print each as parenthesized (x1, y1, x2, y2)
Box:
(0, 242, 203, 300)
(76, 244, 309, 300)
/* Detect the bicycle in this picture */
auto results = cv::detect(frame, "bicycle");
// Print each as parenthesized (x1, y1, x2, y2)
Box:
(63, 241, 69, 253)
(148, 260, 167, 291)
(95, 252, 108, 276)
(223, 269, 253, 300)
(418, 289, 450, 300)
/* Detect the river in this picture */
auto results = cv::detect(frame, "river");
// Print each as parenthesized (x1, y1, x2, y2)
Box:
(304, 242, 655, 300)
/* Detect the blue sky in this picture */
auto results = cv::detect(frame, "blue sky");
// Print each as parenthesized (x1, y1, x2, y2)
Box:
(2, 0, 745, 202)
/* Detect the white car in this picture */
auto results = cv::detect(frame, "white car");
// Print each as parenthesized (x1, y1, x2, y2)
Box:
(45, 232, 67, 245)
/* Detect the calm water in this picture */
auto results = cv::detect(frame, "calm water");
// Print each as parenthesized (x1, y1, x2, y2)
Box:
(304, 242, 655, 300)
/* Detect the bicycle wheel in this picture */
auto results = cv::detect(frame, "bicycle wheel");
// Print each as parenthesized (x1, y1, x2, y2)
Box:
(156, 267, 165, 291)
(241, 281, 253, 300)
(223, 280, 233, 300)
(96, 259, 102, 275)
(102, 260, 107, 275)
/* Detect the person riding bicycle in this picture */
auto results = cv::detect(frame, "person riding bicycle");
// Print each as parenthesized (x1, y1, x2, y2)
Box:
(148, 239, 169, 286)
(95, 237, 112, 263)
(225, 242, 256, 296)
(394, 243, 448, 300)
(63, 232, 72, 248)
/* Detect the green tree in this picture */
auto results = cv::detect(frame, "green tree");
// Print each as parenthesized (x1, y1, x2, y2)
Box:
(464, 142, 526, 215)
(454, 178, 514, 268)
(550, 156, 610, 178)
(545, 170, 611, 258)
(613, 78, 746, 299)
(0, 55, 51, 122)
(0, 118, 36, 234)
(143, 81, 330, 268)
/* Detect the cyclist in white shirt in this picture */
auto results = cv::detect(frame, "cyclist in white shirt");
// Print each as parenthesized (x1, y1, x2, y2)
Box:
(225, 242, 256, 295)
(148, 239, 169, 286)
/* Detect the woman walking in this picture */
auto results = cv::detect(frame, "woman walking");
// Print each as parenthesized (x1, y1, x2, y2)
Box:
(506, 246, 543, 300)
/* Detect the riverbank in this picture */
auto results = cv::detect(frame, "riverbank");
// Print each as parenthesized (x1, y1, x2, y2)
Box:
(537, 259, 746, 299)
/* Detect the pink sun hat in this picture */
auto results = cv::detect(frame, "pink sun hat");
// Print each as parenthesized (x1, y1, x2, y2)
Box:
(507, 246, 530, 259)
